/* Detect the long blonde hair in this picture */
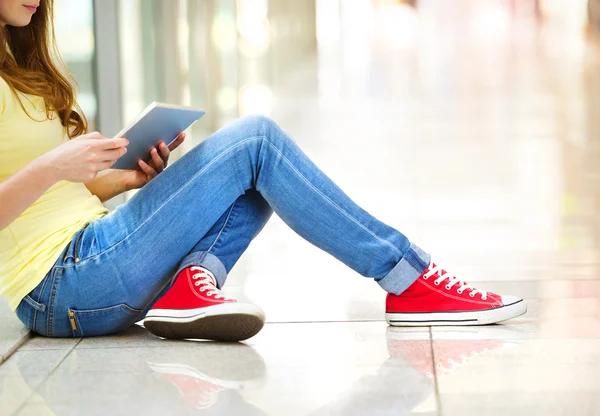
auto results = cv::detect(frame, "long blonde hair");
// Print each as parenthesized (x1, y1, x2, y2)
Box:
(0, 0, 87, 138)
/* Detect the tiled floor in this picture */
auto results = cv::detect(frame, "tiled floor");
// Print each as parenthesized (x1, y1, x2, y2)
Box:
(3, 0, 600, 415)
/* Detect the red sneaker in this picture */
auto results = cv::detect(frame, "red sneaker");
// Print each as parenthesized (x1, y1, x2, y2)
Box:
(144, 266, 265, 341)
(386, 261, 526, 326)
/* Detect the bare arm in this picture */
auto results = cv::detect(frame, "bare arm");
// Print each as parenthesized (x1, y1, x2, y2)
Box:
(0, 132, 128, 232)
(0, 157, 58, 231)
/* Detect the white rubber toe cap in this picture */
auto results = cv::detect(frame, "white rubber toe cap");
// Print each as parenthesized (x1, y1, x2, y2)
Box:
(501, 295, 522, 306)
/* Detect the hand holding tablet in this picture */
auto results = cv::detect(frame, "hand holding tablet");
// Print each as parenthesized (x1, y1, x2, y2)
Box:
(136, 132, 186, 179)
(112, 102, 205, 171)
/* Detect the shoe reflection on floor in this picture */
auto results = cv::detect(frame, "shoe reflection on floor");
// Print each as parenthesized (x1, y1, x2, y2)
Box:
(6, 326, 268, 415)
(309, 326, 524, 416)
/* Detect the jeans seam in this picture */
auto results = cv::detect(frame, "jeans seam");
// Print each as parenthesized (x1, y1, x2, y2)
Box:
(46, 267, 64, 337)
(67, 136, 266, 268)
(260, 138, 404, 257)
(32, 309, 38, 332)
(206, 201, 236, 254)
(71, 303, 143, 315)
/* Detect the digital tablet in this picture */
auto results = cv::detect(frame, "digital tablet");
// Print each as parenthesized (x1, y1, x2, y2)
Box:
(112, 102, 205, 170)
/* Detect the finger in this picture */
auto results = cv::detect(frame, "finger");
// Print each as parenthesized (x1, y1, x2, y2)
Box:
(138, 159, 158, 178)
(167, 132, 186, 151)
(100, 147, 127, 162)
(99, 137, 129, 150)
(150, 148, 165, 172)
(158, 142, 170, 164)
(98, 160, 117, 171)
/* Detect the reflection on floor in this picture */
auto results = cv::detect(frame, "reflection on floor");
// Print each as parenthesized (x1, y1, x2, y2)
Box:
(3, 0, 600, 414)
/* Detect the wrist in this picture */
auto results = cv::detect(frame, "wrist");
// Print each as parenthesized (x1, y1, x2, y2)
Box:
(117, 171, 136, 192)
(33, 154, 61, 186)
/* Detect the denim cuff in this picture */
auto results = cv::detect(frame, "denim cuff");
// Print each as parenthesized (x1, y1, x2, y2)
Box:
(176, 251, 228, 289)
(376, 243, 430, 295)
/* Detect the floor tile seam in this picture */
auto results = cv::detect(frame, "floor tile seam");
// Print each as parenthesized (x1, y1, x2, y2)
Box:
(11, 338, 82, 416)
(0, 331, 32, 366)
(15, 347, 78, 352)
(429, 326, 444, 416)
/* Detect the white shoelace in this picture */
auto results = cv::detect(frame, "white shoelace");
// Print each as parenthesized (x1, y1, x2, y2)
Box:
(190, 266, 232, 301)
(423, 263, 487, 300)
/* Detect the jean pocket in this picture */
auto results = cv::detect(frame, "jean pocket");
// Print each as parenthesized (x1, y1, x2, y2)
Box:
(64, 224, 99, 265)
(67, 304, 142, 337)
(17, 295, 48, 333)
(15, 297, 37, 331)
(16, 285, 49, 332)
(22, 295, 47, 312)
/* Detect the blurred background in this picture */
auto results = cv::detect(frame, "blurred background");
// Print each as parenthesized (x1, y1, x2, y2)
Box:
(55, 0, 600, 269)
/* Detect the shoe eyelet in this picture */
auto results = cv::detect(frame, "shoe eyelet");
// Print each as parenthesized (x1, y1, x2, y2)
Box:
(469, 292, 475, 298)
(194, 282, 200, 286)
(457, 290, 464, 294)
(482, 296, 487, 301)
(434, 281, 440, 286)
(445, 285, 451, 290)
(422, 275, 429, 280)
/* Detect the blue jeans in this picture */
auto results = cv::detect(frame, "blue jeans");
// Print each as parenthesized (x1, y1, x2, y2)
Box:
(15, 115, 430, 337)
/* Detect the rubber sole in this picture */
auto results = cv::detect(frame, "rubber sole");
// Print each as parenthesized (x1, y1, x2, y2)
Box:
(144, 312, 265, 342)
(385, 299, 527, 326)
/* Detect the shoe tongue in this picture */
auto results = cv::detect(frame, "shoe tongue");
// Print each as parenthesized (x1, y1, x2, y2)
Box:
(201, 271, 217, 287)
(207, 274, 222, 291)
(208, 275, 218, 288)
(433, 269, 448, 282)
(435, 267, 455, 283)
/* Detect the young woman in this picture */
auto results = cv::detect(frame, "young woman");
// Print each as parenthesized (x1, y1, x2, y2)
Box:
(0, 0, 526, 341)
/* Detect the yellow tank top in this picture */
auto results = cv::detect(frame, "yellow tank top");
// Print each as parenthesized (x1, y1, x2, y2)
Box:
(0, 78, 108, 311)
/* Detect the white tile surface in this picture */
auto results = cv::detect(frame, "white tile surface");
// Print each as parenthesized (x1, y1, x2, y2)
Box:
(0, 349, 74, 416)
(436, 339, 600, 416)
(14, 323, 435, 416)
